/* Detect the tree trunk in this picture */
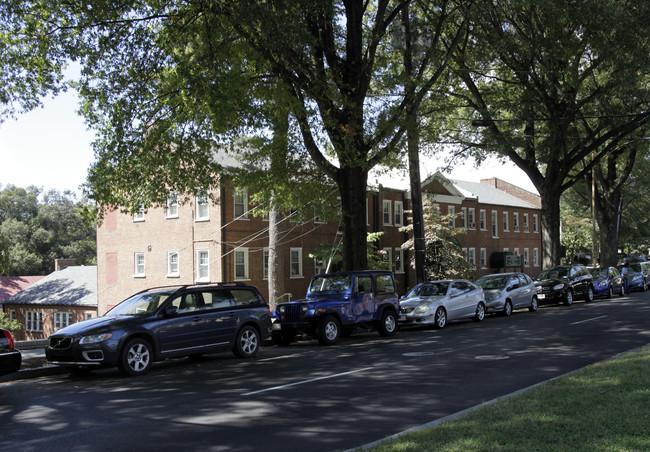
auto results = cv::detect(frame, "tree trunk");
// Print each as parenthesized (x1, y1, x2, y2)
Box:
(337, 167, 369, 271)
(267, 199, 285, 311)
(538, 187, 563, 268)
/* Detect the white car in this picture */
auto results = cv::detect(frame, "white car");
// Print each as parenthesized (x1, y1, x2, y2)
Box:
(399, 280, 486, 329)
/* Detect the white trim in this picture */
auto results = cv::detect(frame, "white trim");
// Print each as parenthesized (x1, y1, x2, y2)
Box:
(134, 252, 145, 277)
(196, 249, 210, 282)
(167, 251, 180, 277)
(290, 247, 303, 278)
(234, 247, 249, 280)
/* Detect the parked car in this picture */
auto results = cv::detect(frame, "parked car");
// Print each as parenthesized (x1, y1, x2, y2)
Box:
(272, 271, 400, 346)
(0, 328, 22, 376)
(475, 273, 538, 316)
(46, 283, 272, 376)
(588, 266, 624, 298)
(618, 262, 649, 292)
(398, 280, 486, 329)
(534, 264, 594, 305)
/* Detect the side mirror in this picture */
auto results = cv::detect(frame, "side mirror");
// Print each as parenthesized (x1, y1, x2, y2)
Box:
(163, 305, 178, 317)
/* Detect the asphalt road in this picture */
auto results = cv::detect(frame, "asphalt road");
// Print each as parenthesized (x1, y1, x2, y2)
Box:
(2, 292, 649, 452)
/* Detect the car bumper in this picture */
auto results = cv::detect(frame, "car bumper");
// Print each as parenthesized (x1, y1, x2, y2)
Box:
(398, 314, 435, 325)
(535, 290, 565, 303)
(485, 299, 505, 313)
(45, 337, 121, 368)
(0, 349, 22, 375)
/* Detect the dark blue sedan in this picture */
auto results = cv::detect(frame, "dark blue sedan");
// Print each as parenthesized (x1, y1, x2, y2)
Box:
(589, 267, 623, 298)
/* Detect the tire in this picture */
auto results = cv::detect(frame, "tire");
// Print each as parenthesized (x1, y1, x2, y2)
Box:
(564, 290, 574, 306)
(642, 281, 648, 292)
(607, 286, 613, 299)
(376, 310, 397, 337)
(585, 286, 594, 302)
(474, 302, 486, 322)
(233, 325, 260, 358)
(272, 331, 295, 346)
(317, 315, 341, 345)
(529, 296, 538, 312)
(119, 338, 153, 376)
(503, 300, 513, 317)
(434, 307, 446, 329)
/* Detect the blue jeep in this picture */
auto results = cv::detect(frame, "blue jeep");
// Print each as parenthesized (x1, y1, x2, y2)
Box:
(272, 271, 400, 345)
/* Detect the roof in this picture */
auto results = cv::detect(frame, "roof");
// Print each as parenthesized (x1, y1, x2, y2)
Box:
(451, 179, 539, 209)
(0, 276, 45, 303)
(3, 266, 97, 307)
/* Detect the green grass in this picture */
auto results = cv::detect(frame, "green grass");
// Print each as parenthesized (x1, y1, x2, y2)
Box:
(364, 346, 650, 452)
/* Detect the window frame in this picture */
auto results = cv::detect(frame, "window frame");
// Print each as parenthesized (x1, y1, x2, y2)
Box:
(234, 247, 249, 280)
(26, 310, 43, 332)
(382, 199, 392, 226)
(54, 312, 73, 330)
(290, 247, 303, 279)
(234, 190, 249, 220)
(196, 249, 210, 282)
(394, 201, 404, 227)
(167, 251, 180, 277)
(166, 192, 179, 219)
(195, 191, 209, 221)
(134, 252, 145, 277)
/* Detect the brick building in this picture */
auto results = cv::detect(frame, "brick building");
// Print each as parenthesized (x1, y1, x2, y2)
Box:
(95, 172, 542, 315)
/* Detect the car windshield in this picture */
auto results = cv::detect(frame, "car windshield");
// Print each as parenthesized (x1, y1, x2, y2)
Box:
(589, 268, 608, 278)
(405, 282, 449, 298)
(105, 291, 172, 316)
(629, 263, 643, 273)
(476, 276, 509, 290)
(309, 275, 353, 293)
(538, 268, 567, 280)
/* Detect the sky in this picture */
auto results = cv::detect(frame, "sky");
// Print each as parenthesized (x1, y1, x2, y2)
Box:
(0, 92, 538, 197)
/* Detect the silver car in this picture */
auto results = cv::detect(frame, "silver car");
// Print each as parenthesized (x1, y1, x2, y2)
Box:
(399, 280, 486, 329)
(475, 273, 538, 316)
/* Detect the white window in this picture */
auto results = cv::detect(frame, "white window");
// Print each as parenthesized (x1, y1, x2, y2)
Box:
(8, 310, 16, 322)
(315, 258, 327, 275)
(196, 249, 210, 282)
(54, 312, 73, 330)
(502, 212, 509, 232)
(514, 213, 520, 232)
(263, 248, 269, 280)
(383, 247, 393, 269)
(504, 248, 510, 252)
(461, 207, 467, 229)
(480, 210, 487, 230)
(167, 251, 179, 277)
(468, 208, 476, 229)
(480, 248, 487, 267)
(196, 191, 209, 220)
(514, 248, 520, 257)
(290, 247, 303, 278)
(524, 248, 530, 267)
(468, 248, 476, 266)
(383, 200, 392, 225)
(492, 211, 498, 238)
(26, 311, 42, 332)
(134, 252, 145, 277)
(394, 201, 404, 227)
(84, 312, 93, 321)
(448, 206, 455, 228)
(533, 248, 539, 266)
(524, 213, 529, 232)
(533, 214, 539, 233)
(234, 190, 248, 219)
(394, 248, 404, 274)
(234, 248, 248, 280)
(166, 192, 178, 218)
(133, 206, 145, 222)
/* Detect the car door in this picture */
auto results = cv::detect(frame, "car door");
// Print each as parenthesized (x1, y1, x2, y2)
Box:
(197, 289, 239, 349)
(158, 292, 209, 355)
(515, 274, 534, 309)
(446, 281, 473, 320)
(352, 275, 374, 323)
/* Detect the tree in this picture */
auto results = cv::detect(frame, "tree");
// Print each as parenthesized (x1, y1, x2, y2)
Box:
(445, 0, 649, 267)
(0, 185, 96, 275)
(401, 197, 474, 281)
(0, 0, 469, 272)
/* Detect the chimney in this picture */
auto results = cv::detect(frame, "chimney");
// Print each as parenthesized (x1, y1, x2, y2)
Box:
(55, 259, 77, 271)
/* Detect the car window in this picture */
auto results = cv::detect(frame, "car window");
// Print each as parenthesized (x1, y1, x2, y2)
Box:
(375, 274, 395, 294)
(451, 281, 471, 295)
(202, 290, 233, 309)
(356, 276, 372, 294)
(106, 291, 172, 316)
(230, 289, 263, 307)
(406, 282, 447, 297)
(519, 274, 531, 286)
(172, 293, 202, 313)
(476, 275, 508, 290)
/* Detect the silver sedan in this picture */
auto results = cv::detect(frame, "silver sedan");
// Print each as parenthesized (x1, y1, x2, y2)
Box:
(475, 273, 538, 316)
(399, 280, 486, 329)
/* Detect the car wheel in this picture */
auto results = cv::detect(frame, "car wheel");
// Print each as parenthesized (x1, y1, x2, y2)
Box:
(643, 281, 648, 292)
(434, 307, 446, 329)
(585, 286, 594, 302)
(607, 286, 613, 299)
(564, 290, 574, 306)
(474, 303, 486, 322)
(529, 296, 538, 312)
(234, 325, 260, 358)
(377, 310, 397, 337)
(503, 300, 513, 317)
(272, 331, 295, 346)
(119, 338, 153, 376)
(317, 315, 341, 345)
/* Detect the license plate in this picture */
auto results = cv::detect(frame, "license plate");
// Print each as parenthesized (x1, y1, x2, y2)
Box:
(537, 294, 545, 300)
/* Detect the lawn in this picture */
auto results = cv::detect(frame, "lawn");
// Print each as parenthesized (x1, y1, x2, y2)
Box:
(362, 346, 650, 452)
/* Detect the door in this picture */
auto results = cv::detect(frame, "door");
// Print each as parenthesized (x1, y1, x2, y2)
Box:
(158, 292, 210, 354)
(352, 275, 374, 323)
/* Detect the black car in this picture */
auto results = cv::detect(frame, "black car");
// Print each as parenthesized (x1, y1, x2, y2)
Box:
(534, 264, 594, 305)
(46, 283, 272, 376)
(0, 328, 22, 376)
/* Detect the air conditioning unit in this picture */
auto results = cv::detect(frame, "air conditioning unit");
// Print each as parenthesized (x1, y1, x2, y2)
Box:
(469, 222, 476, 229)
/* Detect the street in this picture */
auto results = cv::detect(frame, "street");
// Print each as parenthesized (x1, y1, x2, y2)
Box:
(2, 292, 649, 452)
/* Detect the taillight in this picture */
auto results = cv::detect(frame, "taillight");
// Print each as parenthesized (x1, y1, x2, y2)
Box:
(2, 329, 15, 349)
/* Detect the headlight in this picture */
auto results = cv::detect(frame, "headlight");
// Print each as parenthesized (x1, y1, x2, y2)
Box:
(553, 283, 565, 291)
(486, 291, 502, 301)
(597, 280, 607, 288)
(414, 304, 429, 315)
(79, 332, 112, 344)
(301, 304, 309, 312)
(278, 305, 286, 313)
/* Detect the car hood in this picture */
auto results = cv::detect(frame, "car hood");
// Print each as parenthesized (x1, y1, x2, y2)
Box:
(51, 315, 141, 336)
(399, 295, 445, 307)
(535, 278, 565, 288)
